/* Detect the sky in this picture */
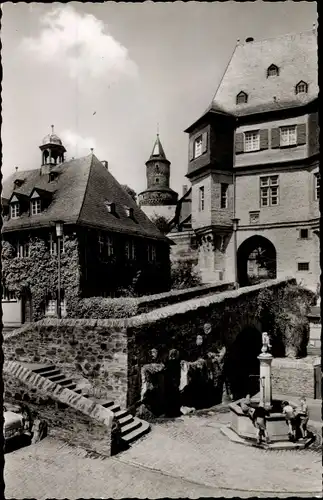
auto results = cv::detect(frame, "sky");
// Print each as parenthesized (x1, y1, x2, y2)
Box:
(1, 2, 318, 197)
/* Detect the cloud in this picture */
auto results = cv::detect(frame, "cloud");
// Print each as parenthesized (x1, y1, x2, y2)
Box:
(21, 6, 138, 83)
(60, 129, 100, 159)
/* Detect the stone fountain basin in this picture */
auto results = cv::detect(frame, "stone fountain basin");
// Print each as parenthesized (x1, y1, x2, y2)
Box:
(229, 399, 289, 442)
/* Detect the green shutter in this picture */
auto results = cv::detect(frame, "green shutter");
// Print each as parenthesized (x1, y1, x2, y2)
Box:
(189, 139, 194, 161)
(297, 123, 307, 145)
(259, 129, 269, 150)
(235, 133, 244, 154)
(202, 131, 208, 153)
(271, 128, 280, 149)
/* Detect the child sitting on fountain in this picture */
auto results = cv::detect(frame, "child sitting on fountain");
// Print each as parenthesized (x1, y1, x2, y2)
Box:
(240, 394, 254, 420)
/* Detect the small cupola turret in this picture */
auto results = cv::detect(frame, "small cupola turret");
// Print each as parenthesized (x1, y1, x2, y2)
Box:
(39, 125, 66, 175)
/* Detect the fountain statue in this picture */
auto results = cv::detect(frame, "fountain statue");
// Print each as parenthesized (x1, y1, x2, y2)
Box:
(258, 332, 273, 410)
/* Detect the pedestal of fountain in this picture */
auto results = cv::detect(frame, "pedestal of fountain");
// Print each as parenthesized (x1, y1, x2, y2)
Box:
(221, 333, 314, 449)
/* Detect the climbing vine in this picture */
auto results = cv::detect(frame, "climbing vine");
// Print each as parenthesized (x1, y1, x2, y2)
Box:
(2, 236, 81, 321)
(255, 283, 316, 357)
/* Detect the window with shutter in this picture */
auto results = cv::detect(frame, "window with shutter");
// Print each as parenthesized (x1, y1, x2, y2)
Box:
(194, 136, 203, 158)
(202, 132, 208, 154)
(259, 129, 269, 150)
(271, 128, 280, 149)
(235, 133, 244, 154)
(280, 126, 297, 147)
(297, 124, 307, 145)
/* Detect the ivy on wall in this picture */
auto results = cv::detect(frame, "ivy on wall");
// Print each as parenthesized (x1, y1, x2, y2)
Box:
(255, 283, 316, 357)
(2, 236, 81, 321)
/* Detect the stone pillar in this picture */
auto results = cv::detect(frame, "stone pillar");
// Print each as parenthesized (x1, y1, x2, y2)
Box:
(258, 350, 273, 410)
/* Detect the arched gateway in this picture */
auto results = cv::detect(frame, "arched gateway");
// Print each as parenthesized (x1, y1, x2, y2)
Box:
(237, 235, 277, 287)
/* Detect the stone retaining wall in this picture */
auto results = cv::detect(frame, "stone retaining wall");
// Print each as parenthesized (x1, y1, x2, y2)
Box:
(271, 357, 320, 399)
(3, 361, 113, 456)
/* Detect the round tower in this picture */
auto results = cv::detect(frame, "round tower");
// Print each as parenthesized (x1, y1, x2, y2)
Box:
(138, 134, 178, 221)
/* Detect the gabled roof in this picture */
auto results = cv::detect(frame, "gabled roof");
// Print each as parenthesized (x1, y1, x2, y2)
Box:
(212, 30, 318, 116)
(2, 154, 168, 242)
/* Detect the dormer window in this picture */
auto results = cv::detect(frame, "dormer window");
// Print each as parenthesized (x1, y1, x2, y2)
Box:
(14, 179, 24, 188)
(48, 171, 59, 182)
(125, 206, 134, 218)
(104, 201, 116, 214)
(236, 91, 248, 105)
(10, 202, 20, 219)
(267, 64, 279, 77)
(31, 198, 41, 215)
(295, 81, 308, 95)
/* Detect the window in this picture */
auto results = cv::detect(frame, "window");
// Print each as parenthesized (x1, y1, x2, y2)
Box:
(17, 242, 30, 258)
(155, 164, 160, 173)
(267, 64, 279, 77)
(125, 206, 134, 218)
(244, 130, 260, 152)
(49, 233, 64, 255)
(236, 91, 248, 105)
(31, 198, 41, 215)
(220, 184, 228, 209)
(2, 287, 16, 302)
(315, 173, 320, 201)
(125, 240, 136, 260)
(199, 186, 205, 211)
(10, 202, 20, 219)
(104, 201, 116, 214)
(194, 136, 203, 158)
(155, 178, 159, 183)
(260, 176, 279, 207)
(148, 244, 156, 262)
(295, 81, 308, 95)
(98, 233, 114, 257)
(298, 262, 309, 271)
(45, 297, 66, 317)
(300, 229, 309, 239)
(280, 126, 296, 147)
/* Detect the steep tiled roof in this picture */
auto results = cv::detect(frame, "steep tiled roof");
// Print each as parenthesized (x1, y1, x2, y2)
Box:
(2, 155, 167, 241)
(212, 30, 318, 116)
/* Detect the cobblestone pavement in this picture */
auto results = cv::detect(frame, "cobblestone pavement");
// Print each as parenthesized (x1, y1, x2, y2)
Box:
(4, 437, 302, 499)
(116, 409, 322, 496)
(4, 410, 322, 498)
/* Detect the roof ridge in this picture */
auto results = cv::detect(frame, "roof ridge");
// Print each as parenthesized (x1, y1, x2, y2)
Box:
(237, 28, 316, 47)
(75, 154, 95, 225)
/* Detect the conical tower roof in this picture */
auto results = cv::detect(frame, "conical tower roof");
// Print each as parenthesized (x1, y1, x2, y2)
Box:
(148, 134, 168, 162)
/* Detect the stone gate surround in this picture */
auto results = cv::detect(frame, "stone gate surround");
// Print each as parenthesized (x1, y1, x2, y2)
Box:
(4, 278, 299, 411)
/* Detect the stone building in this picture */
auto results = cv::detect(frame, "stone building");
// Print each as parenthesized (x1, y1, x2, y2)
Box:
(2, 129, 171, 326)
(170, 29, 319, 291)
(138, 134, 178, 222)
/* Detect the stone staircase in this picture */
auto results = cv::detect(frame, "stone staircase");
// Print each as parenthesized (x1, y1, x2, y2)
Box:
(31, 364, 150, 445)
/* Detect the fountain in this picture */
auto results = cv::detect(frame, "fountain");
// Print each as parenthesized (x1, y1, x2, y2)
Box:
(221, 332, 314, 449)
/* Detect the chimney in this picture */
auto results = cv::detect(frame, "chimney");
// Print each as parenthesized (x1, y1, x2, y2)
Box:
(182, 184, 188, 196)
(101, 160, 108, 170)
(245, 37, 254, 43)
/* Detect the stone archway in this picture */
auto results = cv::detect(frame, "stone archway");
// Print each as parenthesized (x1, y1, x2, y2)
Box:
(224, 326, 263, 401)
(237, 235, 276, 287)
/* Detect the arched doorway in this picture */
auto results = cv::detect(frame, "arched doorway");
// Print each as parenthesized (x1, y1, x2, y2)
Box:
(237, 235, 276, 287)
(224, 326, 263, 400)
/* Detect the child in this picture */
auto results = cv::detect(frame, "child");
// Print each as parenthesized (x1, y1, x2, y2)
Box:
(240, 394, 254, 420)
(282, 401, 297, 440)
(296, 396, 309, 439)
(252, 403, 270, 445)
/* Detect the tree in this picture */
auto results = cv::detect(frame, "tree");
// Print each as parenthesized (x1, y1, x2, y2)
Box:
(122, 184, 137, 203)
(151, 215, 171, 235)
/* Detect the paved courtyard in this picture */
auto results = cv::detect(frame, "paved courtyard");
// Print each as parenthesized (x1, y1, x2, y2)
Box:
(4, 409, 322, 499)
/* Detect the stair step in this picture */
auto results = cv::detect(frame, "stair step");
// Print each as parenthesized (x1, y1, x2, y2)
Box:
(73, 388, 83, 394)
(114, 409, 129, 419)
(37, 368, 61, 377)
(33, 365, 56, 374)
(118, 414, 134, 426)
(46, 373, 66, 382)
(109, 404, 121, 413)
(122, 420, 150, 444)
(120, 419, 142, 437)
(54, 378, 75, 387)
(101, 401, 115, 409)
(63, 383, 77, 391)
